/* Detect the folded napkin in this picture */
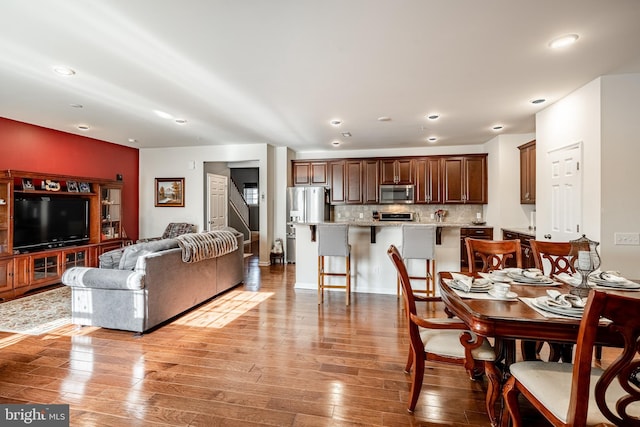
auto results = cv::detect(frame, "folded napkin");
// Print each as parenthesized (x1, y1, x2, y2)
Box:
(545, 290, 587, 308)
(555, 272, 582, 286)
(450, 272, 473, 292)
(590, 270, 626, 283)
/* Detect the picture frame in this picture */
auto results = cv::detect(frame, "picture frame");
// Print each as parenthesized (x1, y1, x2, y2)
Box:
(21, 178, 35, 190)
(155, 177, 185, 207)
(78, 182, 91, 193)
(66, 180, 79, 192)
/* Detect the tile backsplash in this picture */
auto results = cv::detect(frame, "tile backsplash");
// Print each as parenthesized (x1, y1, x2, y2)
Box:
(333, 204, 484, 223)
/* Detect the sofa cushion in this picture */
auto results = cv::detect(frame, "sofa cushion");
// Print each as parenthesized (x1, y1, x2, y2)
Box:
(118, 239, 179, 270)
(99, 248, 124, 269)
(162, 223, 196, 239)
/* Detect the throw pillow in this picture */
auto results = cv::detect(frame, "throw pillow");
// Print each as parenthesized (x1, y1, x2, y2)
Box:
(118, 243, 146, 270)
(99, 248, 124, 269)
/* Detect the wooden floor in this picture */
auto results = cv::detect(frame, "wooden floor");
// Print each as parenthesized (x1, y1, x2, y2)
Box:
(0, 257, 617, 426)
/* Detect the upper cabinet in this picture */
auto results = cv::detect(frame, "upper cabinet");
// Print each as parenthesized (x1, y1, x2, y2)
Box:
(362, 159, 379, 204)
(519, 140, 536, 204)
(380, 159, 413, 184)
(292, 161, 328, 186)
(293, 154, 488, 205)
(442, 155, 487, 204)
(414, 157, 441, 204)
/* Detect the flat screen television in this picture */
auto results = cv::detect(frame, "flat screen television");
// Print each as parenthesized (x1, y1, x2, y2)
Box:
(13, 196, 90, 252)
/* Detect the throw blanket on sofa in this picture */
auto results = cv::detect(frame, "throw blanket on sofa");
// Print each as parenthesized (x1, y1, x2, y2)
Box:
(175, 230, 238, 263)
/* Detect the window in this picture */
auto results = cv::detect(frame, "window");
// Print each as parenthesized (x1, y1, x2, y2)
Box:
(243, 184, 258, 205)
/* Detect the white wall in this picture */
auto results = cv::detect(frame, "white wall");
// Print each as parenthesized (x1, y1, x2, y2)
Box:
(139, 143, 275, 265)
(483, 133, 536, 233)
(536, 73, 640, 277)
(294, 144, 487, 160)
(600, 73, 640, 274)
(536, 77, 602, 242)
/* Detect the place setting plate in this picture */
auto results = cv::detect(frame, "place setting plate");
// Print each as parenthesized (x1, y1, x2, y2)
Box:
(506, 268, 555, 285)
(531, 297, 584, 318)
(588, 272, 640, 289)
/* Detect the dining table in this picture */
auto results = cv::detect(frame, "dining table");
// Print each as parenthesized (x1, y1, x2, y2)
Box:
(439, 271, 639, 426)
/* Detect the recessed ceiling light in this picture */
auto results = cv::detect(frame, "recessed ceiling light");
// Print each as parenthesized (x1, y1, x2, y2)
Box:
(426, 114, 439, 120)
(53, 66, 76, 76)
(341, 132, 352, 137)
(154, 110, 173, 119)
(549, 34, 579, 49)
(128, 138, 138, 143)
(377, 116, 391, 122)
(175, 118, 187, 124)
(331, 140, 341, 147)
(492, 125, 504, 131)
(530, 98, 546, 105)
(427, 136, 438, 143)
(330, 119, 342, 126)
(70, 103, 83, 108)
(77, 124, 90, 131)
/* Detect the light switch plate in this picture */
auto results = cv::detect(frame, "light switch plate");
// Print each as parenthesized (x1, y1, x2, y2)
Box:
(614, 232, 640, 245)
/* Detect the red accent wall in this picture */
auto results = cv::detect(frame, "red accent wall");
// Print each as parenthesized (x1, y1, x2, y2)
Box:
(0, 117, 139, 239)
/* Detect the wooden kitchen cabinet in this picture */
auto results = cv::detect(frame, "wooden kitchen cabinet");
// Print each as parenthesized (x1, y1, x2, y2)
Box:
(362, 159, 379, 204)
(461, 227, 493, 269)
(380, 158, 413, 184)
(292, 161, 328, 186)
(328, 160, 345, 204)
(414, 157, 442, 204)
(519, 140, 536, 204)
(345, 160, 364, 204)
(502, 229, 536, 268)
(442, 155, 487, 204)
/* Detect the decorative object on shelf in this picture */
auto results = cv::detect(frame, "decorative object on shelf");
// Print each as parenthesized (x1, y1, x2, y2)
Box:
(66, 180, 79, 192)
(45, 179, 61, 191)
(21, 178, 35, 190)
(155, 177, 185, 207)
(569, 234, 601, 297)
(78, 182, 91, 192)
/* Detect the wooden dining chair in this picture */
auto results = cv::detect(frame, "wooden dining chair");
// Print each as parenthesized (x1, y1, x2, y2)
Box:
(503, 289, 640, 426)
(530, 240, 575, 276)
(465, 238, 522, 272)
(529, 240, 576, 362)
(388, 245, 500, 425)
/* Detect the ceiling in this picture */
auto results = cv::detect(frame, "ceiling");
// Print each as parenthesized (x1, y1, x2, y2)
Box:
(2, 1, 640, 153)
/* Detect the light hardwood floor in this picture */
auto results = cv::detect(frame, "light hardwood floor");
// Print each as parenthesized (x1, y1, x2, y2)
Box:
(0, 257, 616, 426)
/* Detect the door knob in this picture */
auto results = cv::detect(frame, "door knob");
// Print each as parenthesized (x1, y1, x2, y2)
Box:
(544, 234, 552, 239)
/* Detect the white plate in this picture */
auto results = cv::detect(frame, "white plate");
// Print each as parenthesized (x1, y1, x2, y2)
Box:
(508, 272, 554, 285)
(487, 289, 518, 300)
(532, 297, 583, 318)
(588, 276, 640, 289)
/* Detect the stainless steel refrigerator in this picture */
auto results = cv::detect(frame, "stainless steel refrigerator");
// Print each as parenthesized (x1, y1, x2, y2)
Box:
(286, 186, 330, 263)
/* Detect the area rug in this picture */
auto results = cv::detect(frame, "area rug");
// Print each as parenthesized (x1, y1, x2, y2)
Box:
(0, 286, 71, 335)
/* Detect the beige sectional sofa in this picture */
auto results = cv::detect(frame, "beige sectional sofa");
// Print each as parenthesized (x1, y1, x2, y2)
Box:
(61, 230, 244, 333)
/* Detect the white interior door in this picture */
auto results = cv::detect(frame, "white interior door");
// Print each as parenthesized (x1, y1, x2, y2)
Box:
(548, 144, 582, 242)
(207, 173, 228, 230)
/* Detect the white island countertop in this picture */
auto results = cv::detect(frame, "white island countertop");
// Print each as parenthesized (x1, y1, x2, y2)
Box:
(292, 221, 493, 295)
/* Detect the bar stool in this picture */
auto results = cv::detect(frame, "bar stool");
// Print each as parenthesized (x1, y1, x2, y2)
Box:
(317, 224, 351, 305)
(397, 224, 437, 297)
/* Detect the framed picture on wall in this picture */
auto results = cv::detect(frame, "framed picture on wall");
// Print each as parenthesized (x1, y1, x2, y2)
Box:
(155, 177, 185, 207)
(79, 182, 91, 193)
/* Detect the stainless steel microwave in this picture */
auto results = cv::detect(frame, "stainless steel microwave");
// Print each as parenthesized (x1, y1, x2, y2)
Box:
(379, 184, 415, 204)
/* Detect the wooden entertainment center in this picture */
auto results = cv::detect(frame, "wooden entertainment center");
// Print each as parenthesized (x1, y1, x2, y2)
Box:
(0, 170, 126, 301)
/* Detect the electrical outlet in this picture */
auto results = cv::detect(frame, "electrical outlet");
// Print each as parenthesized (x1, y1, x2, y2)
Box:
(614, 232, 640, 245)
(359, 213, 364, 219)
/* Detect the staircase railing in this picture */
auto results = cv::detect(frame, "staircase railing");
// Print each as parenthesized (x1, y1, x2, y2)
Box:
(228, 180, 251, 240)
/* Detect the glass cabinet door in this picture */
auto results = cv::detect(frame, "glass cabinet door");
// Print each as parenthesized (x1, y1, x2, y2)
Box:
(0, 179, 10, 255)
(101, 186, 122, 240)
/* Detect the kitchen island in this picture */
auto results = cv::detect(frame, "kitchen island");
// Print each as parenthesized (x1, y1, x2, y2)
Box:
(293, 221, 491, 295)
